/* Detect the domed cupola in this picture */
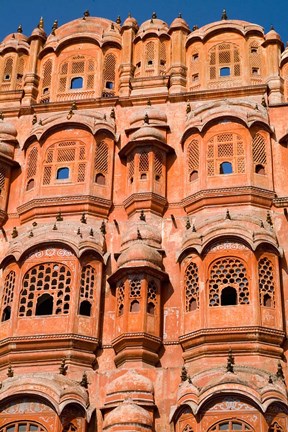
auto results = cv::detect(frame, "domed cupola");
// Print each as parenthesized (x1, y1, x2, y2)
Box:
(169, 14, 190, 32)
(137, 13, 169, 38)
(120, 105, 173, 218)
(108, 216, 168, 367)
(103, 400, 153, 432)
(104, 370, 154, 407)
(121, 14, 139, 32)
(102, 22, 122, 48)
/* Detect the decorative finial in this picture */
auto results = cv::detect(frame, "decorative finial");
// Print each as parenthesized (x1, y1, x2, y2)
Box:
(28, 230, 34, 238)
(181, 366, 188, 382)
(221, 9, 228, 20)
(111, 23, 115, 30)
(89, 228, 94, 236)
(116, 16, 121, 25)
(52, 223, 57, 230)
(56, 211, 63, 222)
(225, 209, 231, 220)
(261, 97, 267, 107)
(77, 228, 81, 236)
(67, 101, 77, 120)
(59, 358, 68, 375)
(80, 371, 88, 388)
(7, 364, 14, 378)
(144, 113, 149, 124)
(266, 211, 273, 227)
(110, 108, 115, 119)
(147, 99, 151, 106)
(140, 210, 146, 221)
(268, 375, 273, 384)
(100, 221, 106, 235)
(192, 25, 199, 31)
(270, 25, 274, 31)
(260, 220, 264, 228)
(128, 12, 131, 18)
(186, 218, 191, 230)
(32, 114, 37, 125)
(178, 13, 182, 18)
(83, 10, 90, 20)
(38, 119, 42, 126)
(186, 102, 191, 114)
(276, 361, 285, 382)
(17, 24, 23, 34)
(255, 104, 259, 111)
(38, 17, 44, 30)
(226, 349, 234, 373)
(51, 19, 58, 35)
(152, 12, 157, 19)
(192, 224, 196, 232)
(12, 227, 18, 238)
(0, 112, 4, 120)
(80, 213, 87, 224)
(137, 229, 142, 240)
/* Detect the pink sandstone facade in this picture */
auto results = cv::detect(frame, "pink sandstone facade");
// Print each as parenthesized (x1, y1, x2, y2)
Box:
(0, 8, 287, 432)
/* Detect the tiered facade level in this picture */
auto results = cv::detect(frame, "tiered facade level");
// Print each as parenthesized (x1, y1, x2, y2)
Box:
(0, 9, 288, 432)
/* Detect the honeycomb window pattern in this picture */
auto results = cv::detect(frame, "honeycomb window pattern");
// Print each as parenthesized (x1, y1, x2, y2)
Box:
(147, 279, 157, 314)
(0, 423, 46, 432)
(252, 133, 267, 169)
(209, 258, 249, 307)
(19, 263, 72, 317)
(154, 151, 163, 179)
(79, 265, 95, 309)
(0, 164, 7, 195)
(1, 270, 15, 320)
(128, 154, 135, 180)
(117, 281, 125, 316)
(207, 133, 245, 176)
(103, 53, 116, 95)
(209, 43, 241, 86)
(42, 141, 87, 185)
(94, 140, 109, 184)
(2, 57, 13, 81)
(185, 262, 199, 312)
(139, 152, 149, 175)
(258, 257, 275, 308)
(26, 147, 38, 182)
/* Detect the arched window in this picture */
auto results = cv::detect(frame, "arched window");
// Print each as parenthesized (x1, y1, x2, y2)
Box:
(103, 53, 116, 96)
(139, 152, 149, 179)
(207, 133, 245, 176)
(252, 133, 267, 174)
(269, 422, 283, 432)
(209, 43, 241, 82)
(187, 140, 199, 182)
(26, 147, 38, 190)
(128, 153, 135, 184)
(147, 279, 157, 314)
(3, 57, 13, 82)
(78, 265, 95, 317)
(129, 278, 141, 312)
(1, 270, 15, 322)
(117, 281, 125, 316)
(258, 257, 275, 308)
(56, 167, 70, 180)
(43, 141, 87, 186)
(19, 263, 72, 317)
(94, 140, 108, 185)
(220, 161, 233, 174)
(185, 262, 199, 312)
(0, 422, 46, 431)
(16, 57, 24, 85)
(209, 420, 253, 431)
(70, 77, 83, 89)
(41, 59, 52, 100)
(209, 258, 249, 307)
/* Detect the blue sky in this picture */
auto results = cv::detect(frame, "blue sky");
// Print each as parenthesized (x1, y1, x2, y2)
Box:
(0, 0, 287, 43)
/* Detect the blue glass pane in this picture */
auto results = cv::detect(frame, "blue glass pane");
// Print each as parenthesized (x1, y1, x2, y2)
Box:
(220, 161, 233, 174)
(70, 77, 83, 89)
(56, 167, 69, 179)
(220, 67, 230, 77)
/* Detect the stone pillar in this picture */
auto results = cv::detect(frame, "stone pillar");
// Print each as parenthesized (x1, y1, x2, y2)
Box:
(119, 17, 138, 97)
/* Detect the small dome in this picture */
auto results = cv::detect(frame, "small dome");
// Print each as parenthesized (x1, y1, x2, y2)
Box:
(53, 17, 112, 44)
(102, 23, 122, 46)
(103, 401, 152, 428)
(138, 16, 169, 36)
(118, 242, 162, 269)
(122, 15, 139, 30)
(170, 15, 190, 32)
(130, 107, 167, 127)
(131, 126, 165, 142)
(0, 119, 17, 139)
(265, 27, 281, 42)
(3, 32, 28, 43)
(106, 370, 154, 395)
(121, 220, 162, 248)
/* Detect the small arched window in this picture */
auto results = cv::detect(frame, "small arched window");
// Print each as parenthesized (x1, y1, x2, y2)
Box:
(1, 270, 15, 322)
(220, 161, 233, 174)
(35, 293, 54, 315)
(26, 178, 35, 191)
(79, 300, 92, 317)
(56, 167, 70, 180)
(0, 422, 47, 432)
(221, 287, 237, 306)
(70, 77, 83, 89)
(130, 299, 140, 312)
(220, 67, 230, 77)
(79, 265, 95, 317)
(185, 262, 199, 312)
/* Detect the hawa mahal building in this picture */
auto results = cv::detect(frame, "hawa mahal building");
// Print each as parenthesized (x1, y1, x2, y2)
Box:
(0, 8, 288, 432)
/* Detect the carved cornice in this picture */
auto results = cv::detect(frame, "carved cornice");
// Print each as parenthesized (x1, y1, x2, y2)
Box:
(123, 192, 167, 217)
